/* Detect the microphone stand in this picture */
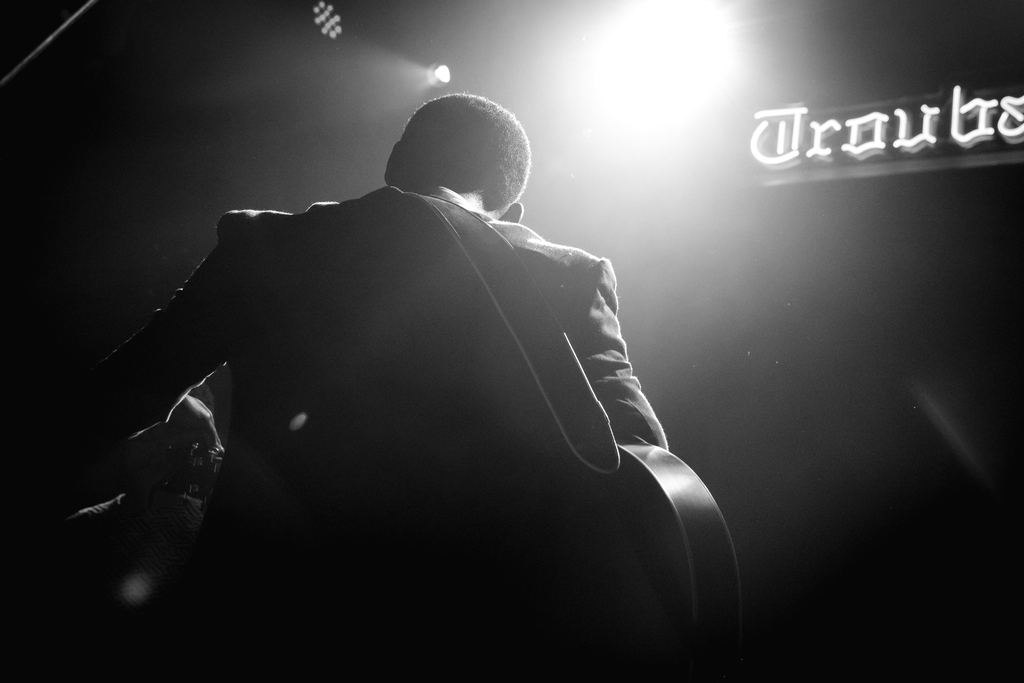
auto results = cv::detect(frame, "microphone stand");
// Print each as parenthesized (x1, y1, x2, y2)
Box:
(0, 0, 102, 90)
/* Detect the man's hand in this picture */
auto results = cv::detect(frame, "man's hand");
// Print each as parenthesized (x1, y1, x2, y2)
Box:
(124, 394, 223, 509)
(163, 394, 222, 453)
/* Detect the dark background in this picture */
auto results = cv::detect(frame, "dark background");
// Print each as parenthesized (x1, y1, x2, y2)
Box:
(6, 1, 1019, 677)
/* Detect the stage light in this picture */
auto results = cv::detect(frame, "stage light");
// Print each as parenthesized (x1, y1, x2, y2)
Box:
(427, 63, 451, 87)
(592, 0, 736, 123)
(313, 2, 342, 40)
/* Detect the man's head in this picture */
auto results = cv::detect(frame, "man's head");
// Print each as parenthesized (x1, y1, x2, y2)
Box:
(385, 94, 531, 218)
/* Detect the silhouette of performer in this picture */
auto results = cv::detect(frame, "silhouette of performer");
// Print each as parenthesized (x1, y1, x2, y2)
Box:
(85, 94, 669, 663)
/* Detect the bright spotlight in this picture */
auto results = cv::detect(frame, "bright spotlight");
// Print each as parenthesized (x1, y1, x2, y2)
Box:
(428, 63, 451, 87)
(592, 0, 736, 123)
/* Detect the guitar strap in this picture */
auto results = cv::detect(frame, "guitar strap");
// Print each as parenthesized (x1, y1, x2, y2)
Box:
(412, 192, 620, 474)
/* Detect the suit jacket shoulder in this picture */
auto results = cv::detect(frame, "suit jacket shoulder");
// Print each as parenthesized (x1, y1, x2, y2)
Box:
(214, 187, 425, 244)
(486, 219, 667, 449)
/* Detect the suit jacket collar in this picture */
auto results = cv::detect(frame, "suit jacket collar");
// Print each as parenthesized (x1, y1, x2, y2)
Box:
(420, 186, 492, 222)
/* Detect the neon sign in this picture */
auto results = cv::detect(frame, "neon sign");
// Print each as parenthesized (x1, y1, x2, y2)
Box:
(841, 111, 890, 159)
(892, 105, 940, 152)
(751, 85, 1023, 173)
(750, 107, 806, 166)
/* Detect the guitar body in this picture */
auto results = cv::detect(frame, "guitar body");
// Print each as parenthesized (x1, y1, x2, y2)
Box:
(612, 444, 741, 679)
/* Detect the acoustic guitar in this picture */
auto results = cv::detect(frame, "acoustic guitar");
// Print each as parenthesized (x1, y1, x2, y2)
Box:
(417, 192, 741, 677)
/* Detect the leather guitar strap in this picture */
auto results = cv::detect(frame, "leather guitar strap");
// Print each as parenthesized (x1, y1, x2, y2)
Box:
(412, 193, 620, 473)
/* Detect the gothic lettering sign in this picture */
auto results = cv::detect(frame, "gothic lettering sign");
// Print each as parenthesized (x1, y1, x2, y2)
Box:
(750, 85, 1024, 183)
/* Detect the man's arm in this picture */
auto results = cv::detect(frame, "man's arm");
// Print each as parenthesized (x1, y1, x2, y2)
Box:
(86, 216, 255, 440)
(570, 258, 668, 450)
(493, 218, 667, 450)
(67, 225, 242, 515)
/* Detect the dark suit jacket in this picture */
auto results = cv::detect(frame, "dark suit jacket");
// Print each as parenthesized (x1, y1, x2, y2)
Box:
(93, 186, 664, 447)
(89, 186, 667, 648)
